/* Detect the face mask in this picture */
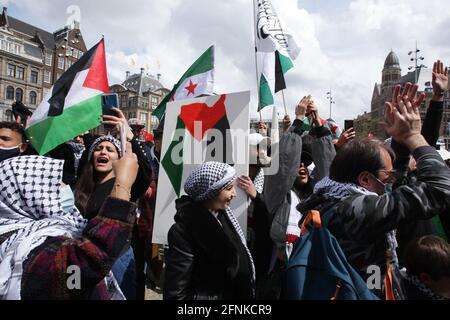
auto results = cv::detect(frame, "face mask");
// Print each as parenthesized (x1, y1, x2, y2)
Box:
(370, 173, 393, 194)
(60, 184, 75, 213)
(0, 145, 21, 162)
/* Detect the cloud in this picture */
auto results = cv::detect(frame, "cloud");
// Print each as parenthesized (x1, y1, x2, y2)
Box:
(6, 0, 450, 127)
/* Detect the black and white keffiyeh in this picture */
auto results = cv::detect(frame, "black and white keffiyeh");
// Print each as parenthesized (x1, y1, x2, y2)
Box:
(404, 273, 448, 300)
(313, 176, 375, 200)
(87, 135, 122, 161)
(184, 162, 256, 283)
(0, 156, 87, 300)
(314, 176, 400, 268)
(184, 162, 237, 201)
(253, 168, 265, 194)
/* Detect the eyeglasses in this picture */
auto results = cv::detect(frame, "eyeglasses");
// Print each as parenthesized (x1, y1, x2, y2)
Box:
(377, 169, 397, 182)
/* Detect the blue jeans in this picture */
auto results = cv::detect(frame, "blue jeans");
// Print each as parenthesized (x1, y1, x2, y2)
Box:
(112, 247, 136, 300)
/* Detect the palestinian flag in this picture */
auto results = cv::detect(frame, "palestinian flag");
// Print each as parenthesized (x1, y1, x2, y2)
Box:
(26, 39, 108, 155)
(161, 94, 234, 197)
(259, 50, 294, 110)
(152, 45, 215, 120)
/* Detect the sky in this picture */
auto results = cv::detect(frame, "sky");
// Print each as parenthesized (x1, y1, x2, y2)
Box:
(3, 0, 450, 127)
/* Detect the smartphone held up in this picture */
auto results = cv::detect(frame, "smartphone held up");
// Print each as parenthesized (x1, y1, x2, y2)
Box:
(102, 93, 119, 132)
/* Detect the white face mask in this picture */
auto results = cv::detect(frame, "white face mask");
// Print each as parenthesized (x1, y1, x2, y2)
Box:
(370, 173, 393, 194)
(60, 184, 75, 213)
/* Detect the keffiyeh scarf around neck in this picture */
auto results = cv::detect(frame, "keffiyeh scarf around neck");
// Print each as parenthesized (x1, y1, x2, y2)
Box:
(313, 176, 375, 199)
(314, 176, 400, 266)
(184, 162, 256, 284)
(0, 156, 87, 300)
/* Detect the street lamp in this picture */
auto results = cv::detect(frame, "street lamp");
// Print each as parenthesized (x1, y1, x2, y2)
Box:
(326, 90, 336, 119)
(408, 41, 427, 84)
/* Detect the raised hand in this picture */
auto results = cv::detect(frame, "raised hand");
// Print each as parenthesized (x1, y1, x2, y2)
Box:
(283, 114, 291, 131)
(258, 121, 268, 136)
(381, 95, 426, 150)
(296, 95, 311, 120)
(237, 175, 257, 199)
(335, 127, 356, 148)
(306, 100, 321, 127)
(101, 108, 133, 141)
(432, 60, 448, 98)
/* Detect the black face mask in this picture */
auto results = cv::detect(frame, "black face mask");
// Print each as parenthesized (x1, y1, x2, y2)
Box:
(0, 145, 21, 162)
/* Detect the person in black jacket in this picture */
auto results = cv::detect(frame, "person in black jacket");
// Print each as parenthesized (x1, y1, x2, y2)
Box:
(298, 87, 450, 299)
(401, 235, 450, 300)
(164, 162, 255, 300)
(390, 60, 449, 261)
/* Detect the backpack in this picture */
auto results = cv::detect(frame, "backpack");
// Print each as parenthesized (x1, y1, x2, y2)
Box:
(286, 207, 380, 300)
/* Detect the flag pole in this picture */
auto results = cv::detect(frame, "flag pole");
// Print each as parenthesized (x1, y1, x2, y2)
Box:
(253, 0, 262, 122)
(281, 90, 288, 116)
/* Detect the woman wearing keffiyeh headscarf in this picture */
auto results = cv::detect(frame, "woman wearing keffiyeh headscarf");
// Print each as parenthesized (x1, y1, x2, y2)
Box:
(74, 110, 153, 301)
(0, 142, 139, 300)
(163, 161, 256, 300)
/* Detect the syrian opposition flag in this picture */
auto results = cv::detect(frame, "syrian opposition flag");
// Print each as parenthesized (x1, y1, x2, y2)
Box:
(161, 95, 234, 197)
(299, 117, 341, 140)
(259, 50, 293, 110)
(326, 118, 342, 140)
(152, 45, 214, 120)
(153, 92, 250, 244)
(26, 39, 108, 155)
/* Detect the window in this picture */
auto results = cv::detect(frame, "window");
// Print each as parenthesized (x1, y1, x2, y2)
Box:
(30, 70, 38, 84)
(45, 53, 52, 66)
(5, 110, 13, 122)
(12, 44, 20, 54)
(140, 112, 148, 124)
(66, 59, 72, 70)
(58, 57, 65, 69)
(121, 95, 128, 108)
(44, 70, 51, 83)
(29, 91, 37, 105)
(16, 66, 24, 80)
(6, 86, 14, 100)
(72, 48, 78, 58)
(128, 112, 136, 119)
(15, 88, 23, 102)
(151, 96, 158, 109)
(7, 64, 15, 77)
(1, 40, 6, 51)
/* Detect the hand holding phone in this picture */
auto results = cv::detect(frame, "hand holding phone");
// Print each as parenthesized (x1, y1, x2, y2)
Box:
(119, 122, 127, 158)
(102, 93, 119, 132)
(344, 120, 354, 132)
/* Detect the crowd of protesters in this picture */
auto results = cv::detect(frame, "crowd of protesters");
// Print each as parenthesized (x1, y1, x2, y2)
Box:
(0, 60, 449, 300)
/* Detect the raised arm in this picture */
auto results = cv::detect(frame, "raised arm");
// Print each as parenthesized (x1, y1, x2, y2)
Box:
(21, 143, 139, 299)
(422, 60, 448, 147)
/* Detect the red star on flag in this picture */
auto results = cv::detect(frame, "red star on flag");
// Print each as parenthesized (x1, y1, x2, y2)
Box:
(184, 80, 198, 96)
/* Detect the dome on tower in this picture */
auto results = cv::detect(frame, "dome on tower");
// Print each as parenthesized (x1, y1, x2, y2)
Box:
(384, 50, 400, 69)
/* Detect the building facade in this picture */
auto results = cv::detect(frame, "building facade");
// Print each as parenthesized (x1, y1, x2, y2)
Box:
(354, 50, 450, 149)
(0, 7, 87, 121)
(109, 69, 170, 132)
